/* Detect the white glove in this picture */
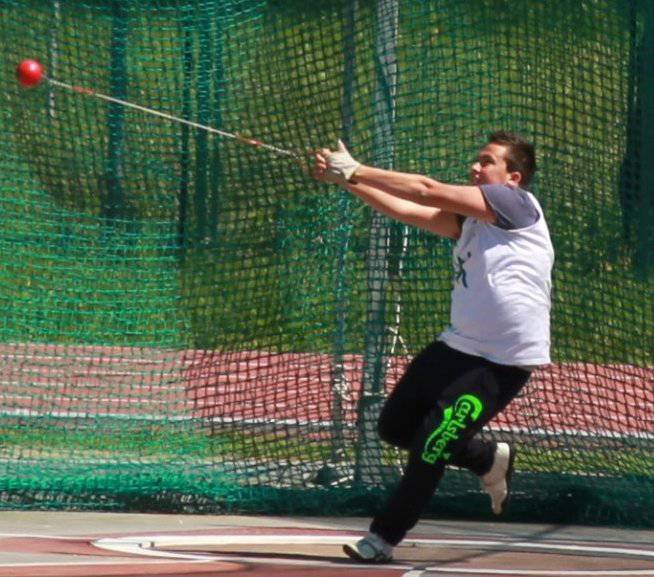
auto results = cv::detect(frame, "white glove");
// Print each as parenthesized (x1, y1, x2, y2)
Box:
(323, 140, 361, 185)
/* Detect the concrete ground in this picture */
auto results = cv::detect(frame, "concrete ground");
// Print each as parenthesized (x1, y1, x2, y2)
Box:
(1, 511, 653, 576)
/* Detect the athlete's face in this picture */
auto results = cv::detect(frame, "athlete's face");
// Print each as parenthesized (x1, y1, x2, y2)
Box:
(469, 143, 522, 187)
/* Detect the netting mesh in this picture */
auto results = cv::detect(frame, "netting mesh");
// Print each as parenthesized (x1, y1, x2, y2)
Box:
(1, 0, 652, 526)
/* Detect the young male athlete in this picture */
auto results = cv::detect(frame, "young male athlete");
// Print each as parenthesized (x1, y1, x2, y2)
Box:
(312, 132, 554, 563)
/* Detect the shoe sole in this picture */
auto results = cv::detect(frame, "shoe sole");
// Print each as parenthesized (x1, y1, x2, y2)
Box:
(342, 544, 392, 564)
(501, 445, 517, 514)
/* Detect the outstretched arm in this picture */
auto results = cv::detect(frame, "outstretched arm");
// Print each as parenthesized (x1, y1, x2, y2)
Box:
(352, 165, 494, 223)
(313, 141, 495, 224)
(345, 181, 461, 239)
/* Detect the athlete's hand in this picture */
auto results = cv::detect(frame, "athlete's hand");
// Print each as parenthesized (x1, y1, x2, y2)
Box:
(312, 140, 361, 185)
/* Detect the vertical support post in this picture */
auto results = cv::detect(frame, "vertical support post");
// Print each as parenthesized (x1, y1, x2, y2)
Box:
(354, 0, 399, 486)
(179, 19, 193, 252)
(194, 3, 212, 244)
(320, 0, 357, 481)
(622, 0, 653, 278)
(48, 0, 61, 120)
(209, 12, 225, 245)
(105, 0, 127, 220)
(634, 0, 653, 277)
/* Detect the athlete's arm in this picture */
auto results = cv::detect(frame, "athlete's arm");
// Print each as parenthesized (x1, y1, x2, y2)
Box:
(312, 141, 495, 223)
(345, 181, 462, 239)
(352, 165, 495, 223)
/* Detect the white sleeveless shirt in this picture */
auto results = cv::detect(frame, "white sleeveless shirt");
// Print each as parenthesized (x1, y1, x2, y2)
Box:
(439, 193, 554, 367)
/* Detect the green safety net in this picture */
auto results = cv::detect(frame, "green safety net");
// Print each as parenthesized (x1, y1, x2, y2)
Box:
(0, 0, 652, 527)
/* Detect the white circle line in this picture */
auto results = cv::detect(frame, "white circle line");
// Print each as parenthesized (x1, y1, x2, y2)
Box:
(94, 537, 215, 562)
(93, 534, 654, 575)
(0, 560, 188, 569)
(93, 536, 405, 570)
(97, 535, 654, 559)
(0, 533, 91, 540)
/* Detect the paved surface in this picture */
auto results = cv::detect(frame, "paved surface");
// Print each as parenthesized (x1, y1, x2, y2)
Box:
(1, 512, 653, 576)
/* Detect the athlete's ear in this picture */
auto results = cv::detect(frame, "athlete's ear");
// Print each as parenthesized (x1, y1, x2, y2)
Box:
(508, 171, 522, 186)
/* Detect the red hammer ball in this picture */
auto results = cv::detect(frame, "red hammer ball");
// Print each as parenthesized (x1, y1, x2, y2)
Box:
(16, 59, 44, 87)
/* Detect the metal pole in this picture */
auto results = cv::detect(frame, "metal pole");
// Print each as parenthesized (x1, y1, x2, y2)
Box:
(209, 10, 225, 245)
(194, 3, 212, 244)
(48, 0, 61, 120)
(105, 0, 127, 220)
(621, 0, 654, 279)
(178, 16, 193, 252)
(354, 0, 399, 486)
(315, 0, 358, 487)
(634, 0, 653, 277)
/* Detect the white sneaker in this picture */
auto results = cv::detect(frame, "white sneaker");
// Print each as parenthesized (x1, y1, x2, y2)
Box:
(481, 442, 516, 515)
(343, 532, 393, 563)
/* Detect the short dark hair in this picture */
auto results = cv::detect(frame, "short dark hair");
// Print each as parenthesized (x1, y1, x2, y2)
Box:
(488, 131, 536, 187)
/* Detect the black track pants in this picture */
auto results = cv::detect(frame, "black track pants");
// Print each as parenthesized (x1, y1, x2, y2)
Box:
(370, 341, 531, 545)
